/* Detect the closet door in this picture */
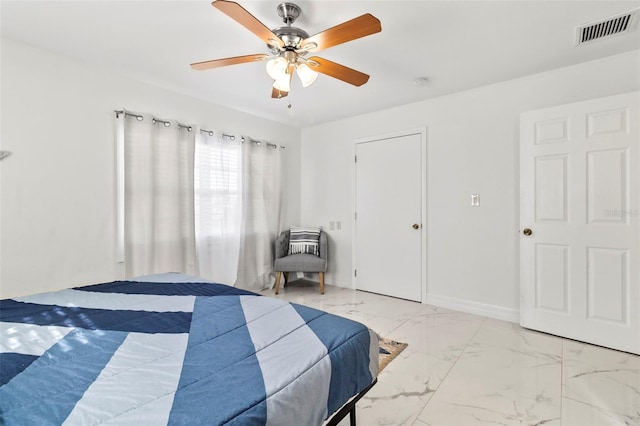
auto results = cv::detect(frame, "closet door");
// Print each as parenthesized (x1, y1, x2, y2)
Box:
(354, 131, 425, 302)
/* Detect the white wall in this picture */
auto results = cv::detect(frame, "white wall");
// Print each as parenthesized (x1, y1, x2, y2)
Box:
(3, 35, 638, 318)
(0, 38, 301, 298)
(301, 50, 640, 320)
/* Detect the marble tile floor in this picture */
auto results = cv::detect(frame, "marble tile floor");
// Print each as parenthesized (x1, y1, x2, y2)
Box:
(263, 280, 640, 426)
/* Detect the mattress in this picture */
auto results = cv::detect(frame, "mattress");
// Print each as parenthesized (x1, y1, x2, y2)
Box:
(0, 273, 378, 425)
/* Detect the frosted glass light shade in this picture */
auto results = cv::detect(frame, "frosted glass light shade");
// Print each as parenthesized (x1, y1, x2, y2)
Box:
(266, 57, 287, 80)
(296, 63, 318, 87)
(273, 73, 290, 92)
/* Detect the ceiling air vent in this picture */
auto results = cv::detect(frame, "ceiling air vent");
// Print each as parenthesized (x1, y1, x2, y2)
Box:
(576, 9, 639, 45)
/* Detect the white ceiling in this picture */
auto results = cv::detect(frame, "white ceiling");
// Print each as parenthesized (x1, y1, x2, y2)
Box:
(2, 1, 640, 128)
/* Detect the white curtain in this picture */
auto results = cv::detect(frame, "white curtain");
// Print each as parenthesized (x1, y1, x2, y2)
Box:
(194, 132, 242, 285)
(124, 115, 196, 277)
(122, 112, 283, 290)
(236, 141, 283, 290)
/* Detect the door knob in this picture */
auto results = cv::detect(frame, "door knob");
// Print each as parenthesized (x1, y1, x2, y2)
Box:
(523, 228, 533, 236)
(412, 224, 420, 230)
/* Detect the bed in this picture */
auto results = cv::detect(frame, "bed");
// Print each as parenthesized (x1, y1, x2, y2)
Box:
(0, 273, 378, 425)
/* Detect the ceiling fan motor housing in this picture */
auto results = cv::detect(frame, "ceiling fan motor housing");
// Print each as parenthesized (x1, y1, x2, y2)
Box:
(269, 26, 309, 53)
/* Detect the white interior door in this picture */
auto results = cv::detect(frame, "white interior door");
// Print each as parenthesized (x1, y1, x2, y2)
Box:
(520, 91, 639, 354)
(354, 132, 423, 302)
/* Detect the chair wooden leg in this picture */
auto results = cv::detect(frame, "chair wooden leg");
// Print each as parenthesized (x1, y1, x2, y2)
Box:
(274, 272, 282, 294)
(319, 272, 325, 295)
(283, 272, 289, 286)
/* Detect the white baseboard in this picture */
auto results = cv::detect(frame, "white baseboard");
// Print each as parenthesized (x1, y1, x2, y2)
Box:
(295, 273, 353, 289)
(327, 278, 354, 289)
(425, 293, 520, 323)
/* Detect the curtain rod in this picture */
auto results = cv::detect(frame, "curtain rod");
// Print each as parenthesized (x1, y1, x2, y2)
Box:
(114, 110, 192, 132)
(242, 137, 282, 150)
(115, 110, 285, 149)
(200, 130, 285, 150)
(200, 129, 235, 141)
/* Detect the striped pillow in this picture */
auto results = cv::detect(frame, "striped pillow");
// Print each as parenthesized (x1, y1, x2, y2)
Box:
(288, 226, 321, 256)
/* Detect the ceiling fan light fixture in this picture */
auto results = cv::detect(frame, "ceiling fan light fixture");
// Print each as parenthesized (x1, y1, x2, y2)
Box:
(273, 73, 291, 92)
(266, 56, 288, 80)
(296, 63, 318, 87)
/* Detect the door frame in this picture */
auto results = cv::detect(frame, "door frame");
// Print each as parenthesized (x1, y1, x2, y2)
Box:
(351, 127, 428, 302)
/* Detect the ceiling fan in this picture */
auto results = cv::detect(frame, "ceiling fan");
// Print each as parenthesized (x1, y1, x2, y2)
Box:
(191, 0, 382, 99)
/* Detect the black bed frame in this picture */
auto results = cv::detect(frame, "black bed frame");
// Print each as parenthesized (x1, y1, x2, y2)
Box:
(325, 379, 378, 426)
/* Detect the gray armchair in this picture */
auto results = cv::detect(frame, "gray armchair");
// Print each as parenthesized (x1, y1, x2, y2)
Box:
(273, 229, 328, 294)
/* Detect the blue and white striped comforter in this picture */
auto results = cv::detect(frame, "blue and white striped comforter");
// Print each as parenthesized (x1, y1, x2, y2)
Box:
(0, 274, 379, 425)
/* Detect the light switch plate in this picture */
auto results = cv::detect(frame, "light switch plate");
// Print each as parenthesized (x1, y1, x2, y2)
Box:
(471, 194, 480, 206)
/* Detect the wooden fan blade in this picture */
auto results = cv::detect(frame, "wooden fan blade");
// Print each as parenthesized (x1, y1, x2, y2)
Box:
(307, 56, 370, 86)
(191, 54, 268, 70)
(212, 0, 284, 48)
(272, 87, 288, 98)
(301, 14, 381, 52)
